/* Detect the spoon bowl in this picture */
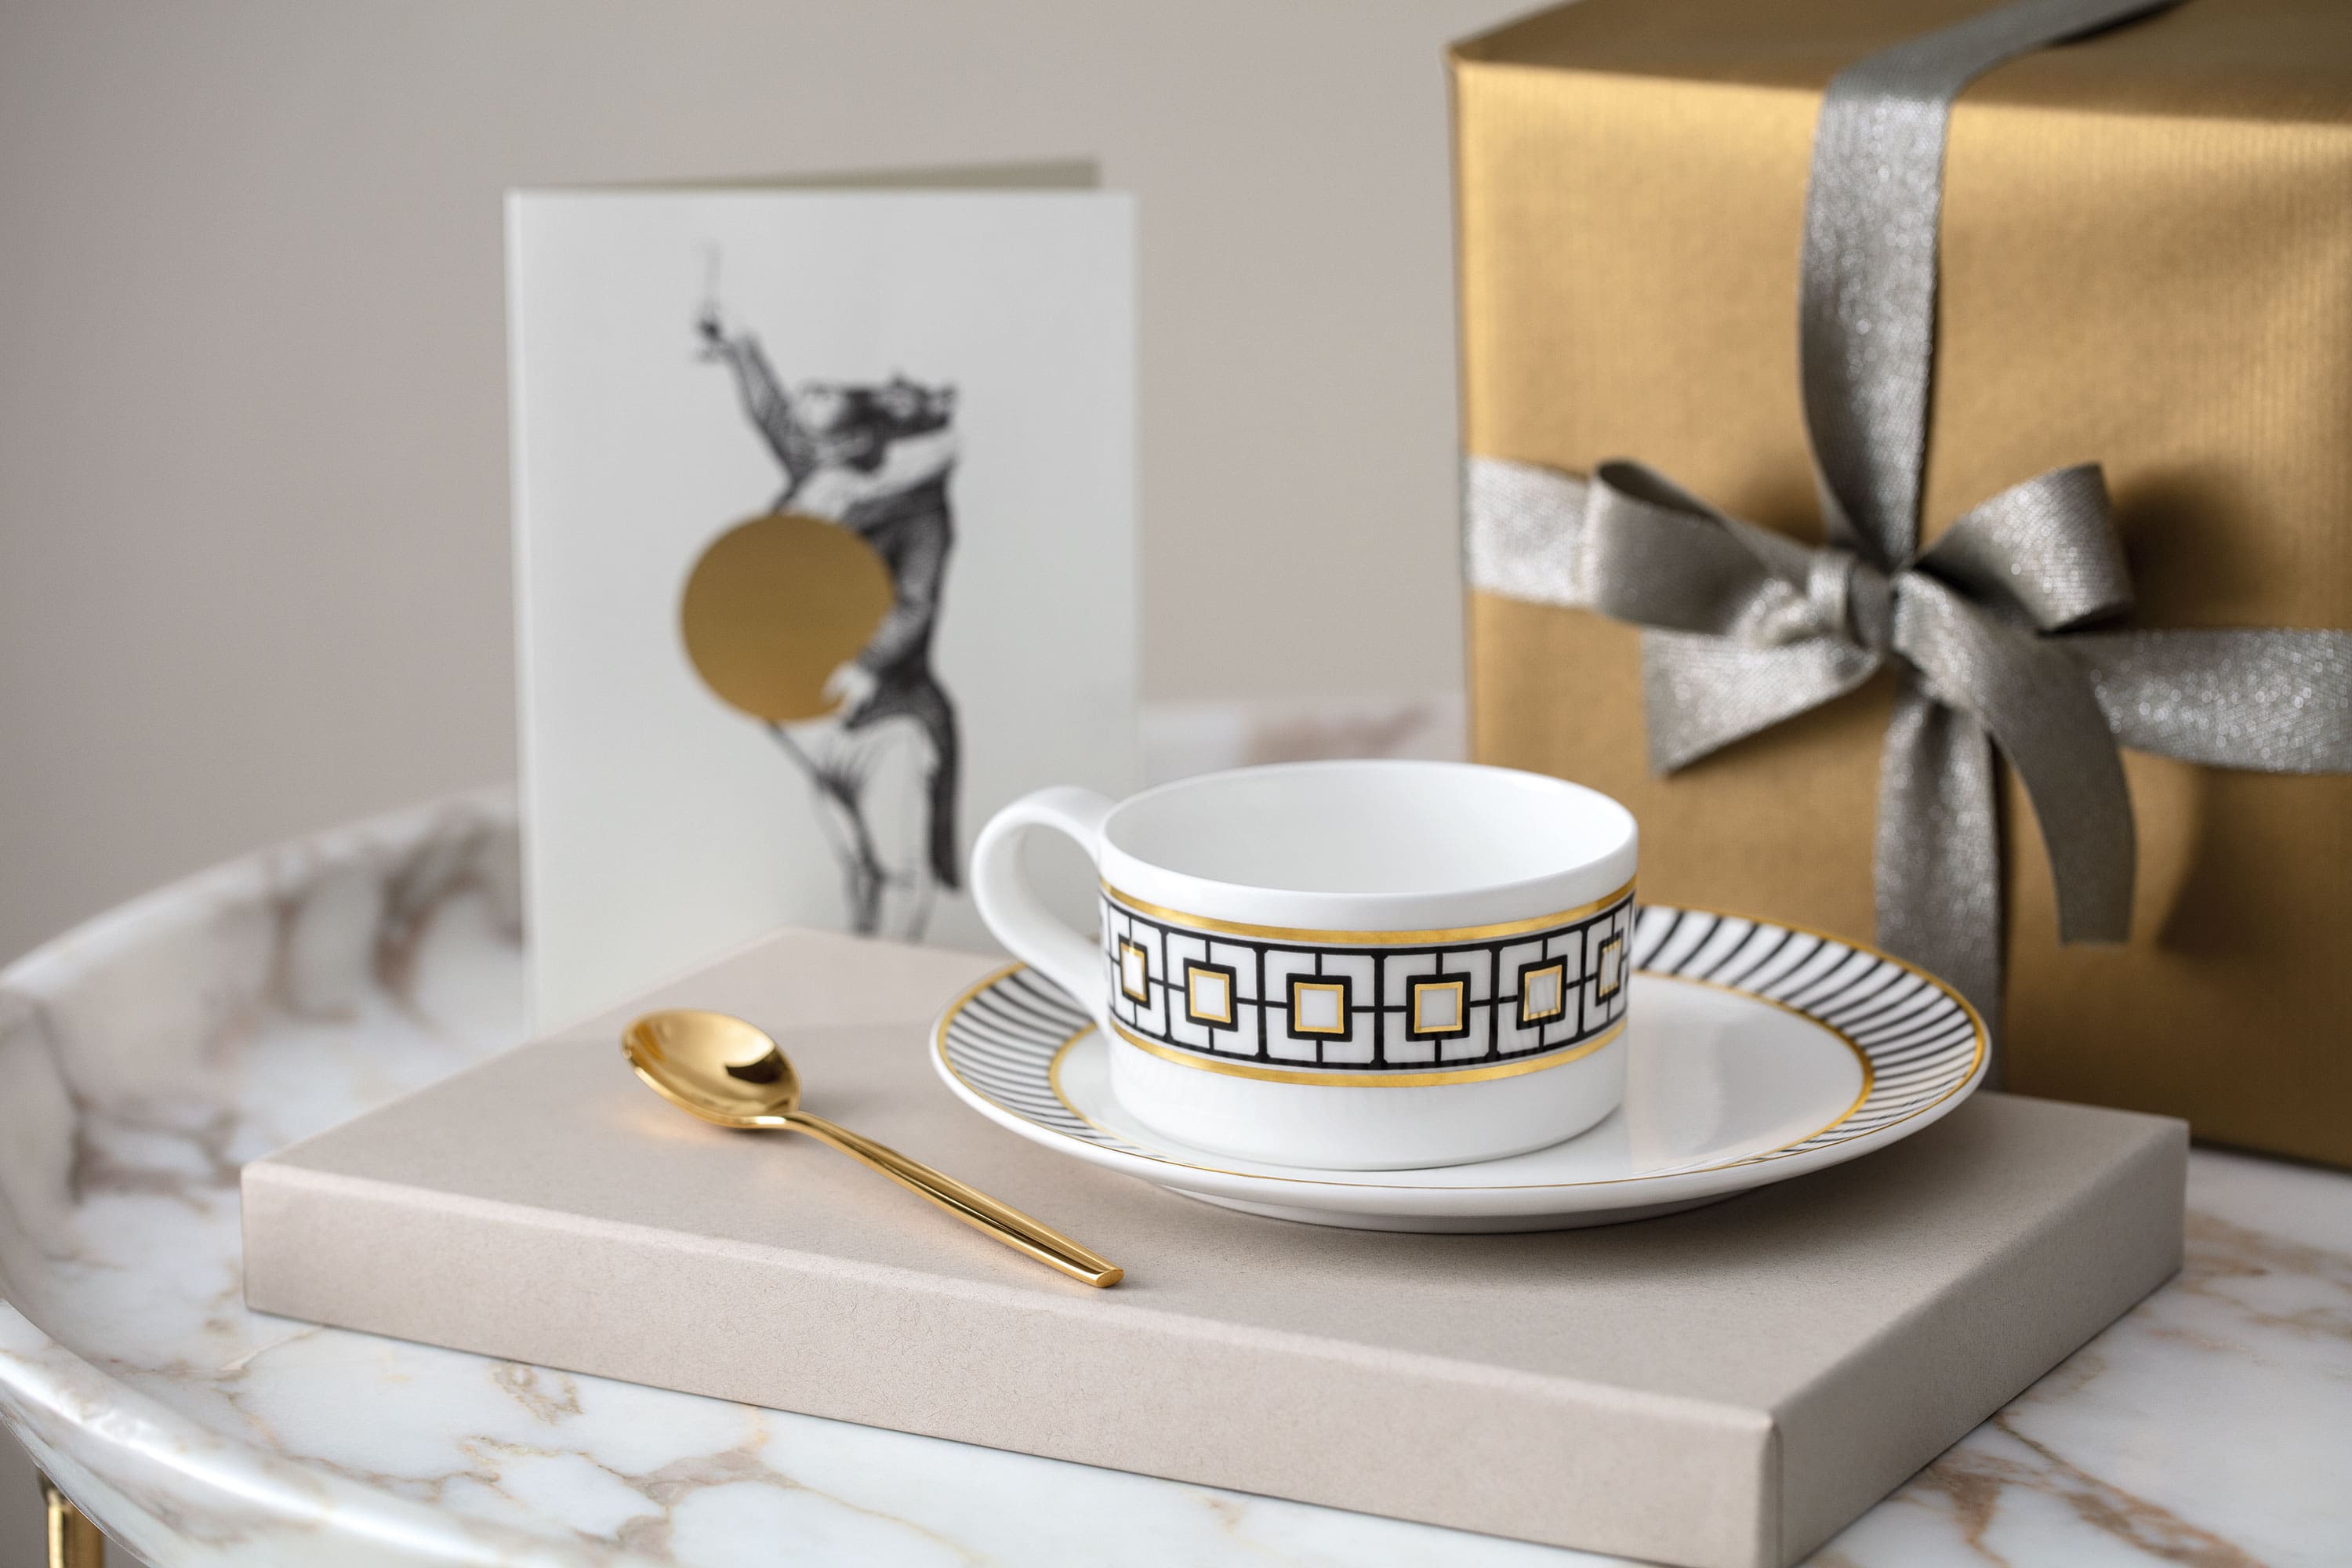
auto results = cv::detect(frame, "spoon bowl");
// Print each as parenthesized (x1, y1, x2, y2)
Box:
(623, 1009, 802, 1126)
(622, 1007, 1122, 1287)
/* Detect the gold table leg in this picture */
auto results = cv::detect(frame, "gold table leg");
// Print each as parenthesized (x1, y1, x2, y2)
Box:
(39, 1472, 105, 1568)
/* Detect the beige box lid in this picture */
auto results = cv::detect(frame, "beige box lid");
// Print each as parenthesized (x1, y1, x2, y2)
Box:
(243, 929, 2184, 1568)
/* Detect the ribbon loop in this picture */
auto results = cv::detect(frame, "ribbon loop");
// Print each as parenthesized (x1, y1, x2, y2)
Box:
(1922, 463, 2132, 630)
(1578, 464, 1786, 638)
(1646, 625, 1882, 771)
(1639, 629, 1882, 774)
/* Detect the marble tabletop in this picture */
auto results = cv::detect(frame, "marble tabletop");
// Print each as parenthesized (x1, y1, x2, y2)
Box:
(1, 782, 2346, 1567)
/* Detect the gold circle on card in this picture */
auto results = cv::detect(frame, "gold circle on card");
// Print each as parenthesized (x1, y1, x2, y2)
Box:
(679, 514, 892, 722)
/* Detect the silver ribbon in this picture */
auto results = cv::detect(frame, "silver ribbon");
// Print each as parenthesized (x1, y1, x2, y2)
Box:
(1465, 0, 2352, 1032)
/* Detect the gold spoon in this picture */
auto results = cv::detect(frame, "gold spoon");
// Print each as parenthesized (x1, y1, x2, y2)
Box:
(622, 1008, 1123, 1288)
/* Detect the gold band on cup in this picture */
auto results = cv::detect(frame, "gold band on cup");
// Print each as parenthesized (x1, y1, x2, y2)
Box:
(1098, 877, 1639, 946)
(1109, 1018, 1625, 1086)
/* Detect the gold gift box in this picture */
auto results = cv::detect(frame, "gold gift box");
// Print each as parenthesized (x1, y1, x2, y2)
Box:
(1454, 0, 2352, 1166)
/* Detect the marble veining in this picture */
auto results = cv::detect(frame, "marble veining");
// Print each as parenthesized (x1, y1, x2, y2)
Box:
(1, 760, 2346, 1566)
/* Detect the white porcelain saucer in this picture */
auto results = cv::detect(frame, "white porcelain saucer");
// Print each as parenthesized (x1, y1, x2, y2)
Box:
(933, 906, 1988, 1232)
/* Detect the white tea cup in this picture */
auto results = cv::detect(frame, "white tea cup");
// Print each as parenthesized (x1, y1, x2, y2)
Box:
(970, 760, 1637, 1169)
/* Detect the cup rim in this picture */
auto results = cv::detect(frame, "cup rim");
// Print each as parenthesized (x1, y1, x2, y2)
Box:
(1098, 758, 1638, 933)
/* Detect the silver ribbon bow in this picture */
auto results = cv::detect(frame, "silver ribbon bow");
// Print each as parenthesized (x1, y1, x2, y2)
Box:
(1466, 0, 2352, 1031)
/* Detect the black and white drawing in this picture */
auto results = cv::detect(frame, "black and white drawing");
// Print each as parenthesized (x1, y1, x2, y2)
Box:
(693, 289, 963, 939)
(511, 187, 1132, 1026)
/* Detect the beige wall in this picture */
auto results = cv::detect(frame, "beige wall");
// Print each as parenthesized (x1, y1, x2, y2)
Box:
(0, 2, 1526, 1555)
(0, 0, 1526, 969)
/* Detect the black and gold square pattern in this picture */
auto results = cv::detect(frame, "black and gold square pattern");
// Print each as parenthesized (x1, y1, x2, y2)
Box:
(1406, 971, 1472, 1040)
(1286, 975, 1352, 1038)
(1098, 885, 1634, 1073)
(1183, 960, 1238, 1026)
(1117, 937, 1150, 1004)
(1517, 957, 1568, 1027)
(1594, 933, 1626, 1003)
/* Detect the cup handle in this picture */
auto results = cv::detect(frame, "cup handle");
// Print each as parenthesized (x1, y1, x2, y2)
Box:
(971, 786, 1115, 1019)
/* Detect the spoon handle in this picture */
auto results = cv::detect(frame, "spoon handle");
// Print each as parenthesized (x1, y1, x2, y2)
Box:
(783, 1111, 1123, 1288)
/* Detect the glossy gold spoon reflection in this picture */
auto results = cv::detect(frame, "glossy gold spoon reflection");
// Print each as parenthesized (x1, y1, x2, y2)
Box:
(622, 1008, 1122, 1287)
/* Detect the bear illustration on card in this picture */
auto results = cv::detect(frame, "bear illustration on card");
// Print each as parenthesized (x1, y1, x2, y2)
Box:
(681, 285, 963, 940)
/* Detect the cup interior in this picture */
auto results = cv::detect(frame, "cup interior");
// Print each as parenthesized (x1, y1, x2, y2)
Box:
(1102, 760, 1632, 899)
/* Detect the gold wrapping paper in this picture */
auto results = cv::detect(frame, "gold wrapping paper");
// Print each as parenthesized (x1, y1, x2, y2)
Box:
(1454, 0, 2352, 1165)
